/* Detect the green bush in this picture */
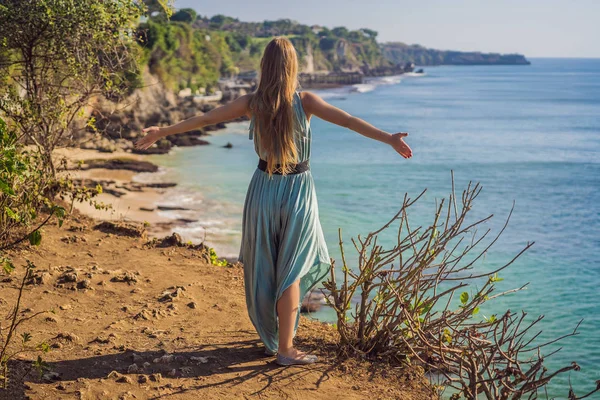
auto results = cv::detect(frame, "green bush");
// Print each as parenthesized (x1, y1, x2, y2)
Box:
(0, 117, 59, 248)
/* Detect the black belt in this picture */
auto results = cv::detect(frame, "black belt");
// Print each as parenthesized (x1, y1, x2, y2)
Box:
(257, 159, 309, 175)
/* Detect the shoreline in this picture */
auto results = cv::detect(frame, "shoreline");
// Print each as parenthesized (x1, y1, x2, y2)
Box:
(55, 147, 192, 243)
(60, 73, 417, 254)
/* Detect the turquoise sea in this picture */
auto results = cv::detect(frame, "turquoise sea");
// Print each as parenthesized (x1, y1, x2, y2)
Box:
(145, 58, 600, 397)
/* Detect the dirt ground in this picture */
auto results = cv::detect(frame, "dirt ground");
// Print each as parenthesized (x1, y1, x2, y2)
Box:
(0, 212, 434, 400)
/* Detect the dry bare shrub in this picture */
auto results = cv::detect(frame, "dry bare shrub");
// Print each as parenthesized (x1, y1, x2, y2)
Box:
(324, 174, 599, 399)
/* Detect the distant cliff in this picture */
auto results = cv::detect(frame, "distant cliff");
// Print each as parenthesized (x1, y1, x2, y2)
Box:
(382, 42, 530, 66)
(136, 10, 530, 93)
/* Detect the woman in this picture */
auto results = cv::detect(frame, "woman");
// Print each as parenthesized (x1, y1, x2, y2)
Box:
(136, 37, 412, 366)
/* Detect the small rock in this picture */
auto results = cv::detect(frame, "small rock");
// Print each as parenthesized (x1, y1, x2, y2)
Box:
(190, 356, 209, 364)
(56, 383, 67, 390)
(153, 354, 174, 364)
(142, 362, 151, 369)
(27, 271, 52, 285)
(55, 332, 81, 343)
(118, 391, 136, 400)
(59, 304, 72, 311)
(107, 370, 121, 379)
(301, 291, 327, 313)
(59, 272, 78, 283)
(133, 310, 152, 320)
(223, 142, 233, 149)
(187, 302, 197, 309)
(78, 279, 92, 289)
(158, 286, 185, 302)
(94, 220, 147, 238)
(45, 315, 58, 323)
(167, 369, 177, 377)
(111, 271, 138, 284)
(42, 371, 61, 381)
(127, 363, 139, 373)
(90, 336, 111, 344)
(149, 373, 162, 382)
(116, 375, 132, 384)
(153, 232, 184, 248)
(138, 375, 148, 383)
(132, 353, 144, 363)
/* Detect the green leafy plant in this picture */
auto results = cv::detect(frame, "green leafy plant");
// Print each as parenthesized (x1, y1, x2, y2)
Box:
(0, 259, 50, 388)
(0, 117, 66, 250)
(209, 248, 228, 267)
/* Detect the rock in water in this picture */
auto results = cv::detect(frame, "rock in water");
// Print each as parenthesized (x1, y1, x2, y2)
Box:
(127, 363, 139, 373)
(300, 292, 328, 313)
(223, 142, 233, 149)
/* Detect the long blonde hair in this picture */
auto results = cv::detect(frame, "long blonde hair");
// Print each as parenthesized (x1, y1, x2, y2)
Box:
(249, 37, 299, 176)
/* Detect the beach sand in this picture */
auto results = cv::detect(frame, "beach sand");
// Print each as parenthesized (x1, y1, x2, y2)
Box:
(53, 147, 178, 228)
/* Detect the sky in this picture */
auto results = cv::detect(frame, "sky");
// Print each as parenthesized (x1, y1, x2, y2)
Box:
(174, 0, 599, 58)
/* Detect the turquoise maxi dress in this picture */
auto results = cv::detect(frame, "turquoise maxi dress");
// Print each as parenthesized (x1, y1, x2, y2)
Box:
(238, 92, 331, 354)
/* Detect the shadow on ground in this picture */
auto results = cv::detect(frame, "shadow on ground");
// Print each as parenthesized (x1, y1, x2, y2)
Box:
(3, 333, 334, 399)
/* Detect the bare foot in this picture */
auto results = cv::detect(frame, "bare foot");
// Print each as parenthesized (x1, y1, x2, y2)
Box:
(278, 347, 308, 359)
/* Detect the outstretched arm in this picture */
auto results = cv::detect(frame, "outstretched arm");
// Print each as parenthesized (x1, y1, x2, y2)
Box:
(135, 94, 252, 150)
(301, 91, 412, 159)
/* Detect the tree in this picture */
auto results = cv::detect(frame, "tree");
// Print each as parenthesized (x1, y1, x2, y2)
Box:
(170, 7, 196, 23)
(0, 0, 144, 177)
(360, 28, 378, 40)
(331, 26, 349, 38)
(142, 0, 173, 18)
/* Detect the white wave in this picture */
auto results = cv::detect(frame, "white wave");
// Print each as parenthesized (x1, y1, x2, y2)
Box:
(404, 72, 427, 77)
(372, 75, 403, 85)
(351, 83, 376, 93)
(314, 88, 348, 99)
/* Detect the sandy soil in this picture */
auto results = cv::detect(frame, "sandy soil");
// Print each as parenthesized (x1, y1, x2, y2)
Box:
(0, 212, 434, 399)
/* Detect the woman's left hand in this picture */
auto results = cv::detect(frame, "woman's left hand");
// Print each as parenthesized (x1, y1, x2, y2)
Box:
(389, 132, 413, 159)
(135, 126, 163, 150)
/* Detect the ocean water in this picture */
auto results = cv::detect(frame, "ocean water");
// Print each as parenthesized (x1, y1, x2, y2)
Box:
(145, 58, 600, 396)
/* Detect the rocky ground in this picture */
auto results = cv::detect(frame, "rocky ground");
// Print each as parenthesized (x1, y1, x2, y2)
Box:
(0, 212, 434, 400)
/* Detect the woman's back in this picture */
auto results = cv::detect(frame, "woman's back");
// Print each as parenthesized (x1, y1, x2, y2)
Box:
(249, 92, 312, 164)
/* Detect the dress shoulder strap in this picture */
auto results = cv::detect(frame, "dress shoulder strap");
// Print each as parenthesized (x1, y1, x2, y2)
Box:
(292, 91, 308, 133)
(248, 115, 255, 140)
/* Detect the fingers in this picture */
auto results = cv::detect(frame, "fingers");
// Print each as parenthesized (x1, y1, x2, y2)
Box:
(134, 137, 151, 150)
(136, 127, 157, 150)
(399, 132, 409, 137)
(401, 146, 413, 159)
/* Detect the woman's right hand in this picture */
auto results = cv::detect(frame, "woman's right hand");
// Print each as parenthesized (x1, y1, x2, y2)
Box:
(389, 132, 413, 159)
